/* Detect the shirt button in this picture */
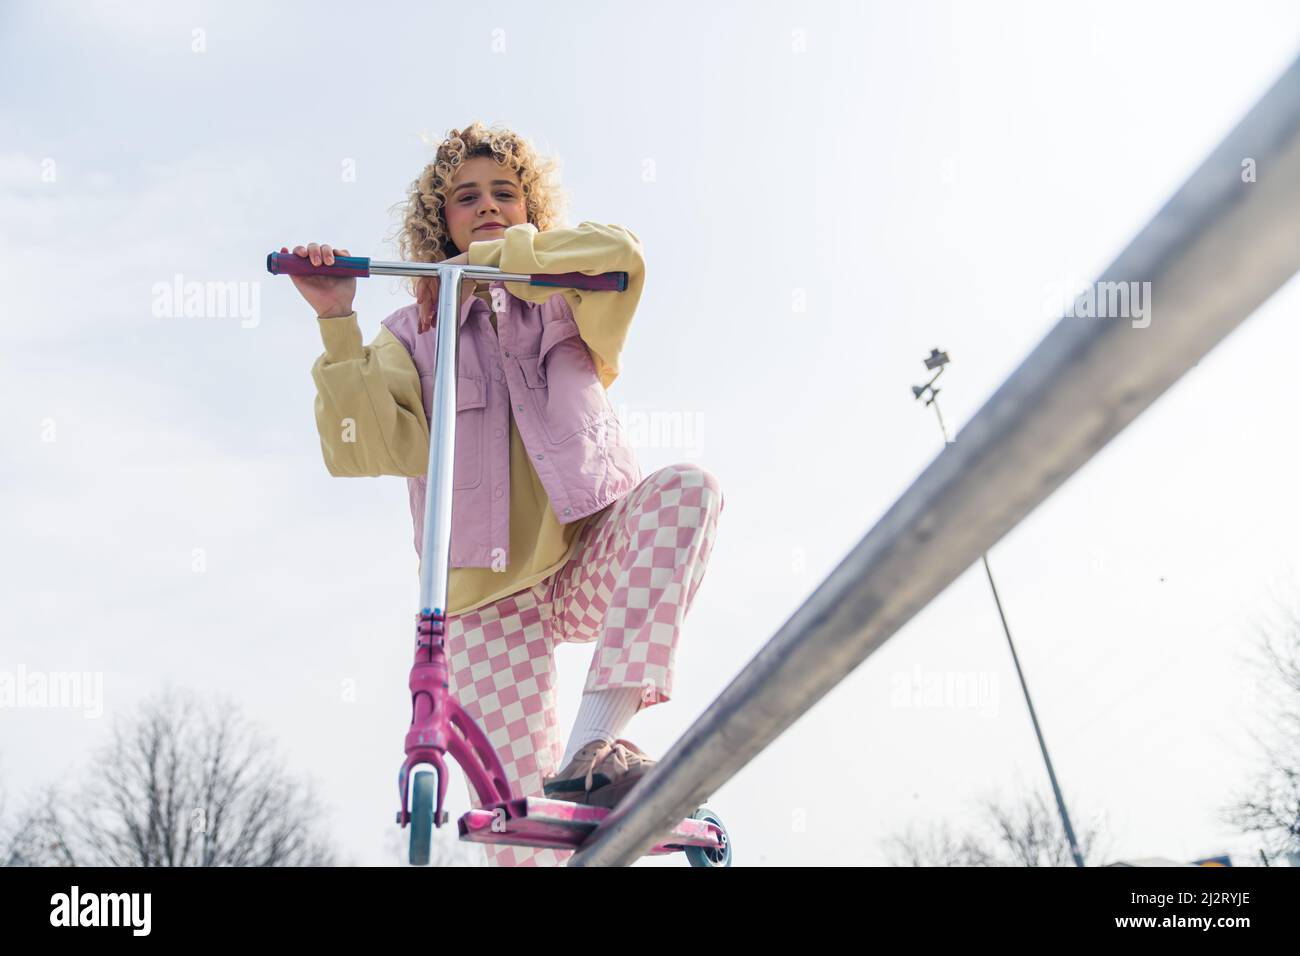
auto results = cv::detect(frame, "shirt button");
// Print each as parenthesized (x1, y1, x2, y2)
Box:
(493, 369, 504, 382)
(494, 487, 503, 499)
(563, 507, 572, 516)
(516, 404, 524, 412)
(504, 350, 511, 357)
(495, 428, 504, 438)
(535, 454, 544, 460)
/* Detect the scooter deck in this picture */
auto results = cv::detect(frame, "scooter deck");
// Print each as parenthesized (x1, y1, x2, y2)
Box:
(458, 796, 723, 855)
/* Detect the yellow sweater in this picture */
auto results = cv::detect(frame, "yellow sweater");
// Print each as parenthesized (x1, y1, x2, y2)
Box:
(309, 222, 645, 616)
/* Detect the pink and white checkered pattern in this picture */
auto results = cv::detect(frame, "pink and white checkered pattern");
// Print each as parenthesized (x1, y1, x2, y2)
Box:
(444, 463, 725, 867)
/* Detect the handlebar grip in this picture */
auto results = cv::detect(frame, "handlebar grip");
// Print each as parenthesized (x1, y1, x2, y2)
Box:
(528, 271, 628, 292)
(266, 252, 371, 278)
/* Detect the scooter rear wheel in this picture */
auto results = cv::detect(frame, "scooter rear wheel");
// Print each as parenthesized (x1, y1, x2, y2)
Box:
(684, 806, 731, 867)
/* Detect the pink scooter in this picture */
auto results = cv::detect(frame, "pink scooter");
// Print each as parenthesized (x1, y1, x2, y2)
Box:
(268, 250, 732, 867)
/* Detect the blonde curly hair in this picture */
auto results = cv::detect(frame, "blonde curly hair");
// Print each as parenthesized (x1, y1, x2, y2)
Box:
(387, 121, 570, 298)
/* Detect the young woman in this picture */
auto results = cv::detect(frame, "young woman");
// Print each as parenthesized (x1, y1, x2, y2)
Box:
(286, 121, 725, 866)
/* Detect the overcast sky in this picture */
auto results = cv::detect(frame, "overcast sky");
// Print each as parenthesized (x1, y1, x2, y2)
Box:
(4, 0, 1300, 866)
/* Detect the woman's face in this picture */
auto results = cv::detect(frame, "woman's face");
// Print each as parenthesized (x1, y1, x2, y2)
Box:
(444, 155, 529, 255)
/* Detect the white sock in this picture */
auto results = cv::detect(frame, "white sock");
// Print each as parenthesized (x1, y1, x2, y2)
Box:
(558, 686, 643, 769)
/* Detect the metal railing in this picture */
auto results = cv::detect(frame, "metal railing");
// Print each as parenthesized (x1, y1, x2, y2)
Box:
(567, 52, 1300, 866)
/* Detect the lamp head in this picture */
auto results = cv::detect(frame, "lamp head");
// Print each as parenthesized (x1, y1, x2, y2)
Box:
(924, 348, 950, 371)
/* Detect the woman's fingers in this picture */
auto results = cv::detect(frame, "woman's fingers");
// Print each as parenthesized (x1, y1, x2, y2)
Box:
(288, 242, 348, 266)
(422, 290, 437, 331)
(416, 277, 432, 332)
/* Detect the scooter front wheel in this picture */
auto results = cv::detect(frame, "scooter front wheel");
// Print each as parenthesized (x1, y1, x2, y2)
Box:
(408, 771, 435, 866)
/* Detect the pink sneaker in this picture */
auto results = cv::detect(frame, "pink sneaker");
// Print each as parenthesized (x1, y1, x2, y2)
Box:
(542, 738, 658, 809)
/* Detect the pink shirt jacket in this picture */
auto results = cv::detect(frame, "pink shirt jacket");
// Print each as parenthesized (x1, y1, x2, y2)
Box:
(380, 222, 646, 569)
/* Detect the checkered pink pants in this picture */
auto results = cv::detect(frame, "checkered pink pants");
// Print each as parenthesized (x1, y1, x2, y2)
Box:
(444, 463, 725, 867)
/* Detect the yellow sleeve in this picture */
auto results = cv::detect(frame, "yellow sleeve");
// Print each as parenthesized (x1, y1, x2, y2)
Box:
(467, 221, 645, 389)
(310, 312, 430, 477)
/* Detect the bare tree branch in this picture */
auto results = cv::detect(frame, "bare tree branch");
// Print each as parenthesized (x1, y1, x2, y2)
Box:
(1221, 598, 1300, 863)
(2, 686, 339, 866)
(881, 789, 1109, 866)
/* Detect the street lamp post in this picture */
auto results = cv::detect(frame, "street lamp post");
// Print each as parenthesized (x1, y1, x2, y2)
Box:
(913, 348, 1086, 868)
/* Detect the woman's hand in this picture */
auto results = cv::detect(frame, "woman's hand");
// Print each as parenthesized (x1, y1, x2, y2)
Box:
(284, 243, 356, 319)
(417, 251, 483, 334)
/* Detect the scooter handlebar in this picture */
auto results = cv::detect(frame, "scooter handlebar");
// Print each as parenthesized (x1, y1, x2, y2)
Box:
(265, 252, 627, 291)
(527, 270, 628, 292)
(266, 252, 371, 278)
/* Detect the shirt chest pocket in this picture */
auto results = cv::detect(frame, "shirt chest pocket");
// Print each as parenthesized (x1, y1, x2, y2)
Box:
(516, 324, 610, 445)
(422, 374, 488, 489)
